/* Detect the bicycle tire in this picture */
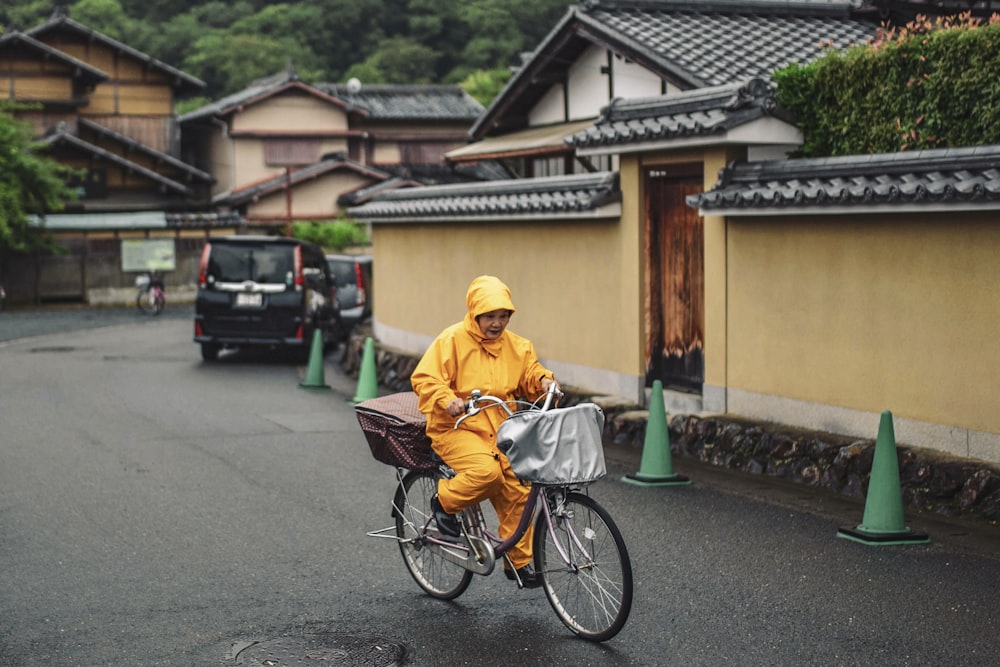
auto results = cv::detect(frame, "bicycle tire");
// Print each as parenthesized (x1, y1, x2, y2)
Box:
(394, 470, 473, 600)
(136, 290, 155, 314)
(534, 491, 633, 641)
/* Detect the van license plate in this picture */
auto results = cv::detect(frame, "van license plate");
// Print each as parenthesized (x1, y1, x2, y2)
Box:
(235, 292, 262, 307)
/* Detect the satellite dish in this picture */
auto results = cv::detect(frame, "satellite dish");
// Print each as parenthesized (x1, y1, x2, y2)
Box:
(346, 77, 362, 93)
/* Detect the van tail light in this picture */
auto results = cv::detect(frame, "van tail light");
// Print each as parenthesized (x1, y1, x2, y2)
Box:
(198, 243, 212, 288)
(354, 262, 368, 306)
(293, 246, 304, 291)
(195, 321, 202, 336)
(295, 324, 303, 340)
(354, 262, 366, 307)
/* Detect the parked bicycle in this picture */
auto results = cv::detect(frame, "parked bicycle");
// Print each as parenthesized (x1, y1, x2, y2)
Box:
(357, 383, 633, 642)
(135, 272, 165, 315)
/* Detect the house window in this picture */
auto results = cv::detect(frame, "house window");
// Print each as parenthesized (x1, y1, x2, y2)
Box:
(265, 140, 320, 166)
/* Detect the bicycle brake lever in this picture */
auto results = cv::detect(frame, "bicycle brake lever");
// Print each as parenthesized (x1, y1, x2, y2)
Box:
(454, 406, 479, 429)
(454, 389, 482, 429)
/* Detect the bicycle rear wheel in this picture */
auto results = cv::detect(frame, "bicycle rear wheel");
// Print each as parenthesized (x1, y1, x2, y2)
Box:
(534, 490, 633, 641)
(394, 470, 472, 600)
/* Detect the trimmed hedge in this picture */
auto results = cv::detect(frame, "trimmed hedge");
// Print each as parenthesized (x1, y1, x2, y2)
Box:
(774, 13, 1000, 157)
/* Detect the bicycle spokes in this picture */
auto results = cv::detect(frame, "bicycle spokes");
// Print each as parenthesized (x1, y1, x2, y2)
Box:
(535, 491, 633, 641)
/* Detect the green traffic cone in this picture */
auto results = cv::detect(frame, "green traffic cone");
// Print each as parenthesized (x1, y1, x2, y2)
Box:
(299, 328, 331, 390)
(837, 410, 929, 545)
(622, 380, 691, 487)
(352, 336, 378, 403)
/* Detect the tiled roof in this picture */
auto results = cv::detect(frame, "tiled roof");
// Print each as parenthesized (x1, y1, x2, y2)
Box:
(582, 0, 877, 87)
(181, 74, 482, 125)
(179, 68, 349, 124)
(336, 177, 422, 207)
(687, 145, 1000, 215)
(37, 126, 191, 196)
(472, 0, 878, 138)
(216, 157, 393, 207)
(566, 77, 791, 150)
(348, 171, 620, 222)
(26, 11, 203, 93)
(78, 119, 213, 183)
(314, 83, 484, 121)
(0, 31, 107, 85)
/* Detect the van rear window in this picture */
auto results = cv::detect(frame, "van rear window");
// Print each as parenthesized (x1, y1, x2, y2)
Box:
(329, 261, 355, 285)
(208, 243, 293, 284)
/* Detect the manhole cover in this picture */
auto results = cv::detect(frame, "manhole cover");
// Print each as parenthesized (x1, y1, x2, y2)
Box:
(234, 634, 408, 666)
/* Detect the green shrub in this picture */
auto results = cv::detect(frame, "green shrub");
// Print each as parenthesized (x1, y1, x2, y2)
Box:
(774, 13, 1000, 157)
(290, 218, 368, 252)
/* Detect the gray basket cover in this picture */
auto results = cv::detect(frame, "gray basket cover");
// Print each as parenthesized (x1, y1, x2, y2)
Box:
(497, 403, 606, 486)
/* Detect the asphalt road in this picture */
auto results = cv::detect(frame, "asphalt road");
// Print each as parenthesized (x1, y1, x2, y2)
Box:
(2, 308, 1000, 666)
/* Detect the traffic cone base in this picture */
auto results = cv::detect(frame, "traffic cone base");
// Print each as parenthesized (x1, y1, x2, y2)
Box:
(622, 379, 691, 488)
(352, 336, 378, 403)
(622, 472, 692, 487)
(837, 525, 929, 546)
(299, 328, 331, 391)
(837, 410, 930, 546)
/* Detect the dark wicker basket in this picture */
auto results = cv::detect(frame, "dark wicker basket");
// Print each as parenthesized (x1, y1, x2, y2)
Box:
(354, 392, 436, 471)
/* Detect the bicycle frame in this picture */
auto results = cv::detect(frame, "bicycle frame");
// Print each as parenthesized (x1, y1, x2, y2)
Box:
(369, 464, 595, 580)
(366, 383, 633, 640)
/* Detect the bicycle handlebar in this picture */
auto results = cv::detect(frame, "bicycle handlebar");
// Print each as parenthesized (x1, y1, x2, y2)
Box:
(454, 381, 562, 429)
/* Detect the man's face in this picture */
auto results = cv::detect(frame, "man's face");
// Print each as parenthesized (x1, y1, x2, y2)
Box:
(476, 309, 511, 340)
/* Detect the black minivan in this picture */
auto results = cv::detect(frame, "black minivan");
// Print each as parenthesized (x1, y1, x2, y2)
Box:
(194, 236, 341, 361)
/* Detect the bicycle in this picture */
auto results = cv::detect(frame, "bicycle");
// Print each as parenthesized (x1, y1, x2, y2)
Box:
(135, 274, 165, 315)
(358, 383, 633, 642)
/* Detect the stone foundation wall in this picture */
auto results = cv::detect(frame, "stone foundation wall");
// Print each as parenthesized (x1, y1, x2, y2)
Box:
(342, 332, 1000, 525)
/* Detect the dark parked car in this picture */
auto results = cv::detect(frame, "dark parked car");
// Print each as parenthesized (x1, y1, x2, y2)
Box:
(194, 236, 341, 361)
(326, 253, 372, 337)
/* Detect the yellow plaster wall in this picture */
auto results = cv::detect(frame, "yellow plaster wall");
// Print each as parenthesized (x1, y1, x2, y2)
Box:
(727, 213, 1000, 434)
(231, 92, 348, 133)
(371, 217, 635, 375)
(232, 140, 277, 187)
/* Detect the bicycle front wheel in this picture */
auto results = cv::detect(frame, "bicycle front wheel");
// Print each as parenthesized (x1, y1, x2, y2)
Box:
(394, 470, 472, 600)
(534, 491, 633, 641)
(137, 289, 155, 313)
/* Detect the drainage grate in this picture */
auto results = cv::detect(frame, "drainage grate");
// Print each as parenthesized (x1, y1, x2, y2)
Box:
(234, 634, 408, 666)
(29, 346, 76, 353)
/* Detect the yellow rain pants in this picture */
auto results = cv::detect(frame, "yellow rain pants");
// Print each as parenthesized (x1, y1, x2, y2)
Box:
(411, 276, 552, 570)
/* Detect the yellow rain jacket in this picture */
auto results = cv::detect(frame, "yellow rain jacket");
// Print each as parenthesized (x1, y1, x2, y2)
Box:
(411, 275, 552, 569)
(412, 275, 552, 441)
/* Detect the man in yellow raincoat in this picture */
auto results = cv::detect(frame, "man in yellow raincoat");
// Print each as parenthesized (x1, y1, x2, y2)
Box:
(411, 275, 554, 588)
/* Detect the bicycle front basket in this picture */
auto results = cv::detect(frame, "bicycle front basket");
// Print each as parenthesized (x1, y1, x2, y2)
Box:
(497, 403, 606, 486)
(354, 392, 436, 471)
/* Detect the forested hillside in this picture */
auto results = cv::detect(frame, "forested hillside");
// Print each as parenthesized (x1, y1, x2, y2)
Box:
(1, 0, 573, 107)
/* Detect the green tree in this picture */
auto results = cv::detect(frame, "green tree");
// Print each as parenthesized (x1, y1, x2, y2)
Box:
(184, 31, 323, 96)
(0, 109, 75, 253)
(344, 36, 439, 85)
(459, 67, 512, 108)
(0, 0, 52, 31)
(133, 2, 257, 75)
(69, 0, 134, 41)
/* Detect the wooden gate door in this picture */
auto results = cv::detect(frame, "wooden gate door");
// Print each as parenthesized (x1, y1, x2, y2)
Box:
(644, 164, 704, 393)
